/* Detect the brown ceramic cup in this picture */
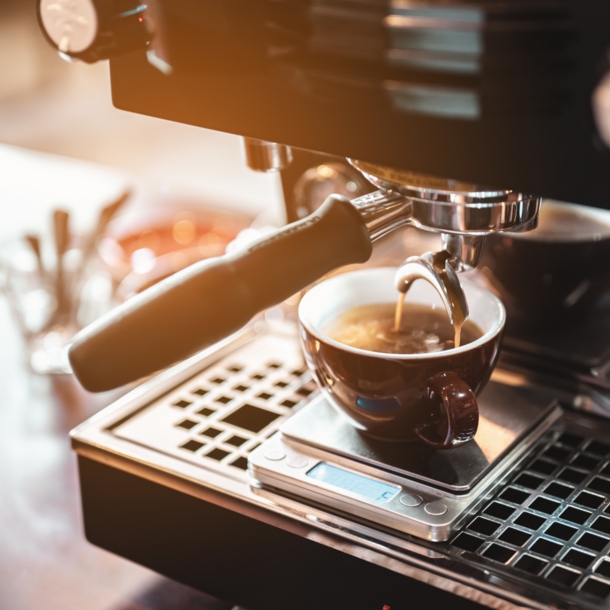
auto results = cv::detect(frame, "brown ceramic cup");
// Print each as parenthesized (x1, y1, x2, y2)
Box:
(298, 268, 505, 449)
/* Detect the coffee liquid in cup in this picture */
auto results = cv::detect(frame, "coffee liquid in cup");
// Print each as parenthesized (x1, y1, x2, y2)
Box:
(324, 302, 483, 355)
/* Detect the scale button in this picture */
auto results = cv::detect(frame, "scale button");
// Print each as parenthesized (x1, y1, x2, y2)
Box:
(287, 456, 309, 469)
(264, 448, 286, 461)
(424, 501, 448, 516)
(399, 493, 423, 507)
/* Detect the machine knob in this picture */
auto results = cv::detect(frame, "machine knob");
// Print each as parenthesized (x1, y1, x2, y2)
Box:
(38, 0, 151, 63)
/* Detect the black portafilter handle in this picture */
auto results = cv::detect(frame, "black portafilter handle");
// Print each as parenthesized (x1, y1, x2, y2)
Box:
(69, 196, 373, 392)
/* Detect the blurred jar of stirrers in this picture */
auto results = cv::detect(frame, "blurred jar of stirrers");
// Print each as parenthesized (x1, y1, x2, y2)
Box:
(0, 189, 258, 376)
(0, 190, 130, 375)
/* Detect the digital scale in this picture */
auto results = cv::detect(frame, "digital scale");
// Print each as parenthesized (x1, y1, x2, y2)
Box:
(250, 386, 562, 541)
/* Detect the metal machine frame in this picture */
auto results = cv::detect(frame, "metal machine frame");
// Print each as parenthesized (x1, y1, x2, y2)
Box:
(72, 322, 610, 610)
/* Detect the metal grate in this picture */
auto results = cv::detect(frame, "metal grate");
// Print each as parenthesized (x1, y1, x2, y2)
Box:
(111, 333, 317, 475)
(452, 428, 610, 602)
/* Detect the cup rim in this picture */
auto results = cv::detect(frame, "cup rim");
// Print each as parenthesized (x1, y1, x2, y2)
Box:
(299, 268, 506, 361)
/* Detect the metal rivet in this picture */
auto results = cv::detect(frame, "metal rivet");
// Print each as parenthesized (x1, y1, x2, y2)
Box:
(424, 501, 448, 516)
(287, 456, 309, 469)
(264, 448, 286, 461)
(399, 493, 423, 507)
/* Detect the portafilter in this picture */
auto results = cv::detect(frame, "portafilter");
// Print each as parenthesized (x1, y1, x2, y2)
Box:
(69, 163, 540, 392)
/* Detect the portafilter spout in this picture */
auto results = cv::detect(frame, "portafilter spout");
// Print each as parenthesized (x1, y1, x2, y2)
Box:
(69, 163, 540, 392)
(394, 251, 468, 329)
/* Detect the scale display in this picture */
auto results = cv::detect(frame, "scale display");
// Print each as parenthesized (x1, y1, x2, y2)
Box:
(307, 462, 399, 503)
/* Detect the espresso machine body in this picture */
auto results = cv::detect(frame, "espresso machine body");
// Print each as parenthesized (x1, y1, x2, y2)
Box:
(102, 0, 610, 207)
(38, 1, 610, 608)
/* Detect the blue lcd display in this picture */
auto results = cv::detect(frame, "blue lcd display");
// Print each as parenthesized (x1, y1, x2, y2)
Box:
(306, 462, 399, 503)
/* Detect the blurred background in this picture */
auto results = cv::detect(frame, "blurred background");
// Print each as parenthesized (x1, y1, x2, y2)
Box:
(0, 0, 293, 376)
(0, 2, 283, 609)
(0, 0, 284, 232)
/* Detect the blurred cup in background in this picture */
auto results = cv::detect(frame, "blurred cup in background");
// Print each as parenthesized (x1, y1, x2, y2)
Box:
(98, 203, 253, 301)
(478, 200, 610, 322)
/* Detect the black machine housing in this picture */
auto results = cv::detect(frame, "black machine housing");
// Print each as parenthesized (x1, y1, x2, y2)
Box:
(109, 0, 610, 207)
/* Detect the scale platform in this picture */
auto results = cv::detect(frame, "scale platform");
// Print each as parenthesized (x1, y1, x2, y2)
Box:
(249, 383, 562, 541)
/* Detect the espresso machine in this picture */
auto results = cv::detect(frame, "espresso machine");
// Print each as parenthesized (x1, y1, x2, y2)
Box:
(38, 1, 610, 608)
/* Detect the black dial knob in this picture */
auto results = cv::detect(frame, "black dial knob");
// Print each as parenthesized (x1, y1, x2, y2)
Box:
(38, 0, 151, 63)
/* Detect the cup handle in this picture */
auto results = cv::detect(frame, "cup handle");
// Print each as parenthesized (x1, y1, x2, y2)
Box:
(416, 371, 479, 449)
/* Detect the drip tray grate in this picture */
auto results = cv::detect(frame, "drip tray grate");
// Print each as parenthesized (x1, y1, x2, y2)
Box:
(110, 333, 317, 474)
(452, 428, 610, 602)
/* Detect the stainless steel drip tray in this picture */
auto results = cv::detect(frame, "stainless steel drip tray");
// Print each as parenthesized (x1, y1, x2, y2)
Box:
(70, 325, 610, 609)
(280, 383, 558, 494)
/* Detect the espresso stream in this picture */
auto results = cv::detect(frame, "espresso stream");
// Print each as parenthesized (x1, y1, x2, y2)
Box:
(394, 291, 464, 347)
(325, 301, 482, 355)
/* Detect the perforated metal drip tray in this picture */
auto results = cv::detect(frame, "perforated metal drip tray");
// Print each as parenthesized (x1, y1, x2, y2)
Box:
(450, 419, 610, 607)
(106, 329, 317, 475)
(72, 324, 610, 610)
